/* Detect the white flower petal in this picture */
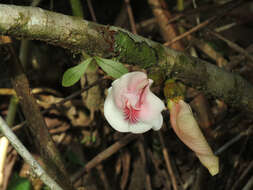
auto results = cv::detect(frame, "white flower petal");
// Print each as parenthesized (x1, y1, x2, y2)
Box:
(151, 114, 163, 131)
(128, 121, 153, 134)
(147, 92, 166, 114)
(111, 72, 147, 108)
(104, 72, 165, 134)
(104, 88, 130, 132)
(139, 91, 165, 122)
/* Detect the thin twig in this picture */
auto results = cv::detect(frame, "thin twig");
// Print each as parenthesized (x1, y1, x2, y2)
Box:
(87, 0, 97, 22)
(215, 130, 249, 155)
(164, 0, 246, 46)
(242, 175, 253, 190)
(119, 150, 131, 190)
(226, 44, 253, 70)
(224, 128, 251, 190)
(71, 133, 138, 183)
(231, 161, 253, 190)
(0, 116, 63, 190)
(192, 0, 200, 24)
(215, 22, 237, 33)
(0, 122, 25, 139)
(192, 36, 228, 67)
(125, 0, 137, 34)
(158, 131, 179, 190)
(229, 128, 253, 190)
(148, 0, 184, 51)
(137, 136, 152, 190)
(42, 77, 106, 115)
(96, 165, 111, 190)
(166, 3, 223, 24)
(164, 16, 216, 46)
(148, 149, 171, 189)
(208, 30, 253, 64)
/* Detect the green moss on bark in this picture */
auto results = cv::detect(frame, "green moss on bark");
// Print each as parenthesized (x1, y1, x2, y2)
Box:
(114, 31, 157, 68)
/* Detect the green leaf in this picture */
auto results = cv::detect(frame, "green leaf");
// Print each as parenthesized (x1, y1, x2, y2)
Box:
(62, 58, 93, 87)
(7, 173, 31, 190)
(94, 57, 128, 79)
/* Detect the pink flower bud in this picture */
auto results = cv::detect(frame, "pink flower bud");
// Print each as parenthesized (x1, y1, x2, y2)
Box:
(170, 100, 219, 176)
(104, 72, 165, 133)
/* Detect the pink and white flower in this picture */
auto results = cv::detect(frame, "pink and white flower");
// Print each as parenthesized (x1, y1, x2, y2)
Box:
(104, 72, 165, 133)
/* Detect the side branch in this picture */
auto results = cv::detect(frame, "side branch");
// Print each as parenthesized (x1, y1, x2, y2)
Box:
(0, 116, 63, 190)
(0, 4, 252, 114)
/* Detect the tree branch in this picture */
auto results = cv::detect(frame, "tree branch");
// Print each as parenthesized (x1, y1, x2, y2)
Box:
(0, 116, 63, 190)
(0, 4, 252, 114)
(1, 37, 73, 189)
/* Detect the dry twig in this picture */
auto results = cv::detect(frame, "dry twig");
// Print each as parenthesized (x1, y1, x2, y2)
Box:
(124, 0, 137, 34)
(148, 0, 184, 51)
(208, 30, 253, 65)
(72, 134, 138, 183)
(164, 16, 216, 47)
(158, 131, 179, 190)
(0, 116, 63, 190)
(164, 0, 246, 46)
(87, 0, 97, 22)
(137, 136, 152, 190)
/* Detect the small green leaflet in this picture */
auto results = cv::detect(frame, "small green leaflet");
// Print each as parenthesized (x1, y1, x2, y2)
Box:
(62, 58, 93, 87)
(62, 56, 128, 86)
(94, 57, 128, 79)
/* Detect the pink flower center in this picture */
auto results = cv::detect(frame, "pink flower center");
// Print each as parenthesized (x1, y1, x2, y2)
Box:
(123, 82, 149, 124)
(124, 101, 140, 124)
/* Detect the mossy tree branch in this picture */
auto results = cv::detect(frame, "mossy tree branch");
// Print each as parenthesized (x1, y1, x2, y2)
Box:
(0, 4, 252, 115)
